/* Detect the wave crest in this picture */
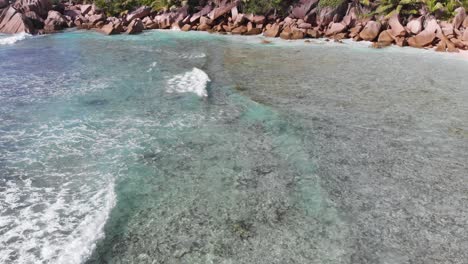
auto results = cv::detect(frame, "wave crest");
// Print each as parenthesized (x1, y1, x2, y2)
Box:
(0, 33, 31, 45)
(166, 68, 210, 97)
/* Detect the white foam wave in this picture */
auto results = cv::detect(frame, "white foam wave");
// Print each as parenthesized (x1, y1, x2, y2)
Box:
(0, 113, 206, 263)
(0, 32, 32, 45)
(0, 118, 119, 264)
(166, 67, 210, 97)
(179, 52, 206, 59)
(147, 61, 157, 72)
(0, 178, 115, 264)
(54, 183, 116, 264)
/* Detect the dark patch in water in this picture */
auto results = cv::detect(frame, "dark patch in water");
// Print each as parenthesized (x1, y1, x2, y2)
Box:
(141, 152, 162, 163)
(448, 127, 468, 138)
(253, 165, 273, 176)
(234, 84, 247, 91)
(230, 220, 255, 240)
(84, 99, 109, 106)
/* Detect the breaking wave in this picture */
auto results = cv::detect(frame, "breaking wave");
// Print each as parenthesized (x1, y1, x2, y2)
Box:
(0, 33, 31, 45)
(0, 117, 118, 264)
(166, 67, 210, 97)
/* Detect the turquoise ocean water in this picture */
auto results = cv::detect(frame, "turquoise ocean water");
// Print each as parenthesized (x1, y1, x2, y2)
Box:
(1, 30, 467, 264)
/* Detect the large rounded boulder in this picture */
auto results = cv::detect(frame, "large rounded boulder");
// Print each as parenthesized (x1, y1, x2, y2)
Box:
(359, 21, 381, 41)
(0, 6, 35, 34)
(290, 0, 319, 19)
(316, 0, 348, 27)
(13, 0, 51, 19)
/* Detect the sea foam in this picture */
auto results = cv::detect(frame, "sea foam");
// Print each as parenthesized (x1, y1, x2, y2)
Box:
(0, 33, 31, 45)
(53, 183, 116, 264)
(0, 118, 118, 264)
(166, 67, 210, 97)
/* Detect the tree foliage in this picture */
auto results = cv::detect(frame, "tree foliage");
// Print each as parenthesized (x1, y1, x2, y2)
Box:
(425, 0, 468, 17)
(93, 0, 467, 18)
(374, 0, 422, 17)
(364, 0, 467, 18)
(318, 0, 347, 9)
(241, 0, 296, 15)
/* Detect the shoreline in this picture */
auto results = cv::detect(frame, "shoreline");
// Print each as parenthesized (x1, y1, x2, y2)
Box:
(4, 28, 468, 62)
(2, 6, 468, 263)
(174, 29, 468, 61)
(1, 1, 468, 58)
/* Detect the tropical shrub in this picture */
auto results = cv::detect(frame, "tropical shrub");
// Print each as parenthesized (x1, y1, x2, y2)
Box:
(241, 0, 296, 15)
(92, 0, 468, 17)
(375, 0, 423, 17)
(94, 0, 185, 15)
(372, 0, 468, 18)
(94, 0, 139, 15)
(318, 0, 347, 9)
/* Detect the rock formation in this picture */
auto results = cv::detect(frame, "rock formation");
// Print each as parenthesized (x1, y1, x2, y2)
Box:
(1, 0, 467, 54)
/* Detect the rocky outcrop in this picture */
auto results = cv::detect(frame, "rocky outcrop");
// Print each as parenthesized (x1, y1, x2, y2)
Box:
(209, 0, 239, 21)
(64, 9, 81, 20)
(245, 14, 265, 25)
(88, 13, 105, 25)
(197, 23, 211, 31)
(149, 6, 187, 29)
(342, 6, 357, 27)
(435, 38, 447, 51)
(407, 18, 438, 48)
(348, 24, 362, 38)
(126, 18, 144, 34)
(0, 0, 53, 34)
(181, 23, 191, 31)
(263, 23, 280, 37)
(126, 6, 151, 22)
(325, 22, 346, 36)
(190, 5, 212, 23)
(24, 10, 44, 28)
(0, 6, 35, 34)
(1, 0, 466, 57)
(43, 10, 68, 32)
(80, 4, 92, 16)
(452, 7, 466, 30)
(406, 17, 423, 35)
(388, 14, 406, 37)
(377, 29, 394, 46)
(99, 21, 123, 35)
(359, 21, 381, 41)
(153, 13, 170, 29)
(245, 27, 262, 35)
(306, 28, 321, 38)
(290, 0, 318, 19)
(440, 21, 454, 37)
(0, 0, 8, 9)
(280, 26, 305, 40)
(231, 25, 247, 34)
(316, 0, 348, 27)
(463, 30, 468, 42)
(13, 0, 50, 19)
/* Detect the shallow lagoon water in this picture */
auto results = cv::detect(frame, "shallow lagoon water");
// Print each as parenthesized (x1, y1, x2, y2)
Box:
(0, 30, 467, 264)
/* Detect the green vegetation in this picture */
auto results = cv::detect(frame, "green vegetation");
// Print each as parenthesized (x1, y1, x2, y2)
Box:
(374, 0, 422, 17)
(425, 0, 467, 17)
(94, 0, 188, 16)
(241, 0, 295, 15)
(93, 0, 467, 18)
(94, 0, 140, 16)
(318, 0, 346, 9)
(94, 0, 297, 16)
(358, 0, 468, 18)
